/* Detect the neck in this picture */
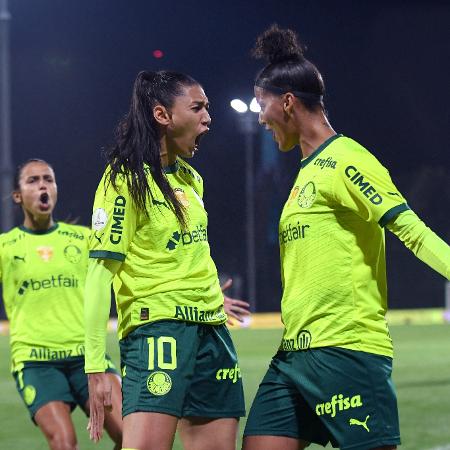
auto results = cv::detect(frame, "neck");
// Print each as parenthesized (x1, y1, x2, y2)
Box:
(23, 212, 54, 231)
(159, 138, 177, 167)
(297, 111, 335, 159)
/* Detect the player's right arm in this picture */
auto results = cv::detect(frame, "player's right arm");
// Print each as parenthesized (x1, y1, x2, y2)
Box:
(85, 257, 120, 442)
(84, 170, 137, 441)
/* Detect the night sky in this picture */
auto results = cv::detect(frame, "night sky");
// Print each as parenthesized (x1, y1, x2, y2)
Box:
(5, 0, 450, 311)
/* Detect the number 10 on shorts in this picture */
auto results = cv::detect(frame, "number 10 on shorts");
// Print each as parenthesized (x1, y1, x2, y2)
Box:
(147, 337, 177, 370)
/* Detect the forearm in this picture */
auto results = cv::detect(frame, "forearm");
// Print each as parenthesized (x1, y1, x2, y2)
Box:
(84, 258, 119, 373)
(387, 210, 450, 280)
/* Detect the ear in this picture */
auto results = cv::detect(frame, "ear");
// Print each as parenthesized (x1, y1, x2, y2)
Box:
(153, 104, 171, 126)
(12, 191, 22, 205)
(283, 92, 296, 115)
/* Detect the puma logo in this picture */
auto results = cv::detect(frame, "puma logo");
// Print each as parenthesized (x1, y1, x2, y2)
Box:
(349, 415, 370, 432)
(14, 255, 26, 262)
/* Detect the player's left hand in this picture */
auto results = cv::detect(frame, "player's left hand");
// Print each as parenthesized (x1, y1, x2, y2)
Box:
(221, 278, 251, 326)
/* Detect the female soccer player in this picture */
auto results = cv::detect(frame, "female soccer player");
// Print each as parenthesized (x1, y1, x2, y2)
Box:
(243, 25, 450, 450)
(0, 159, 122, 449)
(85, 71, 247, 450)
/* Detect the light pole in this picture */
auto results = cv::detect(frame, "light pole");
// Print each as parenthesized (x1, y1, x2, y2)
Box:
(0, 0, 13, 232)
(230, 98, 260, 311)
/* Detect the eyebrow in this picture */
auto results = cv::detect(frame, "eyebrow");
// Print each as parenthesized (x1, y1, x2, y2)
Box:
(191, 100, 209, 107)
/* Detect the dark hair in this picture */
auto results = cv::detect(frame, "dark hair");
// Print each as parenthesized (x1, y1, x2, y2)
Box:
(252, 24, 325, 112)
(14, 158, 54, 190)
(105, 70, 200, 228)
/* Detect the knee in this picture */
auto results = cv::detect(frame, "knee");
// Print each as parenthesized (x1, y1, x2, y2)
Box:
(48, 432, 78, 450)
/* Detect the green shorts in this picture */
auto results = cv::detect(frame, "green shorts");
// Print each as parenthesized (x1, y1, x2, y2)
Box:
(120, 320, 245, 418)
(244, 347, 400, 450)
(13, 355, 118, 421)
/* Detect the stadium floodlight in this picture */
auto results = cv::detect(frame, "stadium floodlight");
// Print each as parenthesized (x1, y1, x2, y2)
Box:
(230, 98, 248, 113)
(249, 97, 261, 113)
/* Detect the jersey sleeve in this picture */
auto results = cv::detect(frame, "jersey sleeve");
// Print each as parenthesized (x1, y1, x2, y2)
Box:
(89, 171, 137, 261)
(387, 210, 450, 280)
(333, 150, 409, 226)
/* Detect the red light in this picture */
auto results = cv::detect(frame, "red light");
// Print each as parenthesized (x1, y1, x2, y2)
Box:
(153, 49, 164, 59)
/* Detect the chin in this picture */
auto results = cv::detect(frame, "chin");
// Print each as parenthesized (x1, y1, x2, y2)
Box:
(279, 142, 296, 152)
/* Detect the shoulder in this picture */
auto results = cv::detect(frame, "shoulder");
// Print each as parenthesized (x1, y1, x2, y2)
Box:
(56, 223, 90, 241)
(0, 227, 23, 245)
(178, 160, 203, 182)
(333, 136, 388, 173)
(177, 159, 203, 190)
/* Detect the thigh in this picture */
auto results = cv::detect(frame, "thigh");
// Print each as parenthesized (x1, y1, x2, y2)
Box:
(120, 321, 199, 418)
(179, 417, 238, 450)
(243, 357, 330, 446)
(122, 411, 178, 450)
(183, 324, 245, 418)
(34, 401, 77, 448)
(13, 361, 76, 420)
(294, 348, 401, 450)
(102, 372, 123, 445)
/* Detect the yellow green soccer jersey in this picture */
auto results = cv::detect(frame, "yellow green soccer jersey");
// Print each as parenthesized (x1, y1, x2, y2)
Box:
(89, 159, 226, 339)
(279, 134, 409, 357)
(0, 223, 89, 371)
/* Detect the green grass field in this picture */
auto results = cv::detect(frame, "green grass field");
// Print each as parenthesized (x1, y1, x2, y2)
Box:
(1, 325, 450, 449)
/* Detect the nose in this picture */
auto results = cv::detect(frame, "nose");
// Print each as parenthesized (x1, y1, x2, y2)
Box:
(39, 180, 48, 190)
(202, 110, 211, 127)
(258, 111, 265, 125)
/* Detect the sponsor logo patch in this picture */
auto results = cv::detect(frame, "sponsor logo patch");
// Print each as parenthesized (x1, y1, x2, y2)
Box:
(92, 208, 108, 231)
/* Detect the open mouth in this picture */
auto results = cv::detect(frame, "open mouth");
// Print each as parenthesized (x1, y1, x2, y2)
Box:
(194, 130, 209, 151)
(40, 192, 49, 204)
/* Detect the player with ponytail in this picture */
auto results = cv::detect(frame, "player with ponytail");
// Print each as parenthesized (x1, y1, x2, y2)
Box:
(85, 71, 248, 450)
(243, 25, 450, 450)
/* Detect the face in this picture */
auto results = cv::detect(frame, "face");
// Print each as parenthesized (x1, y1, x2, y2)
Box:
(13, 162, 57, 217)
(255, 86, 298, 152)
(164, 84, 211, 159)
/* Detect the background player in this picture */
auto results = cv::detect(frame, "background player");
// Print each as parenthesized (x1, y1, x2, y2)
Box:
(0, 159, 123, 450)
(242, 25, 450, 450)
(85, 71, 247, 450)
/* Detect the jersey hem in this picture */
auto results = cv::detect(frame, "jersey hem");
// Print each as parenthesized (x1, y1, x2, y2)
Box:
(89, 250, 125, 261)
(341, 438, 401, 450)
(378, 203, 410, 227)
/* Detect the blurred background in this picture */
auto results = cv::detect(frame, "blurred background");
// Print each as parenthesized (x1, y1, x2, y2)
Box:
(1, 0, 449, 317)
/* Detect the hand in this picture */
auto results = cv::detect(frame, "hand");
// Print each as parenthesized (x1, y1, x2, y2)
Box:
(87, 372, 112, 442)
(221, 278, 251, 326)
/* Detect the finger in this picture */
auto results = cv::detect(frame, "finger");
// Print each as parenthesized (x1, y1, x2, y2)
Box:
(221, 278, 232, 292)
(103, 385, 113, 411)
(230, 306, 251, 316)
(229, 299, 250, 308)
(226, 317, 235, 326)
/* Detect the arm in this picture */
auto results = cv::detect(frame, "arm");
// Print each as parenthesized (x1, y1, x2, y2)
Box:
(387, 210, 450, 280)
(84, 257, 120, 442)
